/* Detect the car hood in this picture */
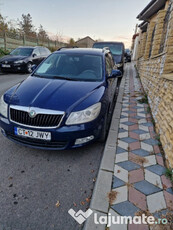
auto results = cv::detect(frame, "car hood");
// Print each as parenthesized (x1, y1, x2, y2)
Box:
(113, 55, 122, 64)
(9, 76, 104, 112)
(0, 55, 28, 62)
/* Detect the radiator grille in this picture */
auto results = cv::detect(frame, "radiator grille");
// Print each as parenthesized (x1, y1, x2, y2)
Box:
(10, 108, 63, 127)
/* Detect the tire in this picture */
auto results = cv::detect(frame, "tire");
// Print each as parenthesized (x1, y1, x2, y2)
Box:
(26, 62, 32, 73)
(99, 112, 109, 142)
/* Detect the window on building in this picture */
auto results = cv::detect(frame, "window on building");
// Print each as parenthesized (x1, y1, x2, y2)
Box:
(159, 5, 171, 53)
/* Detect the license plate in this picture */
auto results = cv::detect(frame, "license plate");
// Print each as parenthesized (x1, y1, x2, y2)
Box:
(2, 64, 11, 68)
(14, 127, 51, 141)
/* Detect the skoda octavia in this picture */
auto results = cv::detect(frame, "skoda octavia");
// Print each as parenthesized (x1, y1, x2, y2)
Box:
(0, 48, 121, 150)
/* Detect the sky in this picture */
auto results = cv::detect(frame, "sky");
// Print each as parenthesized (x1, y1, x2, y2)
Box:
(0, 0, 151, 48)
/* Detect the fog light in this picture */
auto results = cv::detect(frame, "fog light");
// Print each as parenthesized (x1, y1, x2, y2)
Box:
(75, 135, 94, 145)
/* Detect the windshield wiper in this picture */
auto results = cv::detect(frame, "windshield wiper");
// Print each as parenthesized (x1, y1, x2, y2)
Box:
(52, 76, 78, 81)
(32, 73, 44, 78)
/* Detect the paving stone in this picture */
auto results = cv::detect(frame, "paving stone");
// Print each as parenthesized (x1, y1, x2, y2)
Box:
(166, 187, 173, 195)
(153, 209, 173, 219)
(120, 117, 128, 122)
(121, 137, 138, 143)
(114, 165, 128, 183)
(132, 149, 150, 157)
(147, 192, 166, 213)
(112, 201, 140, 217)
(129, 141, 141, 151)
(138, 119, 148, 124)
(129, 132, 140, 140)
(161, 175, 172, 189)
(139, 133, 151, 141)
(115, 152, 128, 163)
(146, 165, 166, 176)
(163, 190, 173, 210)
(134, 180, 162, 195)
(156, 155, 164, 167)
(120, 115, 128, 119)
(133, 115, 146, 120)
(112, 176, 125, 189)
(139, 125, 149, 132)
(141, 123, 153, 127)
(116, 146, 127, 154)
(109, 208, 128, 230)
(129, 122, 139, 129)
(129, 187, 147, 211)
(122, 121, 136, 126)
(141, 142, 153, 152)
(144, 169, 163, 189)
(117, 140, 128, 151)
(119, 123, 129, 131)
(129, 168, 144, 184)
(132, 129, 148, 135)
(117, 161, 141, 171)
(118, 132, 128, 138)
(112, 186, 128, 205)
(143, 139, 159, 146)
(143, 155, 156, 167)
(119, 128, 127, 133)
(153, 145, 160, 154)
(128, 223, 149, 230)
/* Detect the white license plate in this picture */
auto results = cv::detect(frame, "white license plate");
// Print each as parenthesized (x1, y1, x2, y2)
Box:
(2, 64, 11, 68)
(14, 127, 51, 141)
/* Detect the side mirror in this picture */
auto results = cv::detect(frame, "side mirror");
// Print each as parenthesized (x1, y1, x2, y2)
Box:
(108, 69, 122, 78)
(32, 53, 37, 58)
(31, 64, 37, 72)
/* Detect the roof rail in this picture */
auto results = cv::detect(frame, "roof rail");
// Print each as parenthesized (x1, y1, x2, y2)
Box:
(57, 46, 78, 51)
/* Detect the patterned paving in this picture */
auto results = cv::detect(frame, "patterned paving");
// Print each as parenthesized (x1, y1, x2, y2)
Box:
(108, 64, 173, 229)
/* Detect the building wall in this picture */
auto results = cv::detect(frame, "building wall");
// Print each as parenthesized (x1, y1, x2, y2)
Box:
(136, 0, 173, 168)
(76, 37, 95, 48)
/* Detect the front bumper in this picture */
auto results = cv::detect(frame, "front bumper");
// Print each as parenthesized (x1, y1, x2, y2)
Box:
(0, 115, 104, 150)
(0, 63, 27, 73)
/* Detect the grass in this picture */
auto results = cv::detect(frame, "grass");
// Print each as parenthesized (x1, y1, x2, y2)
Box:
(165, 168, 173, 182)
(138, 94, 148, 104)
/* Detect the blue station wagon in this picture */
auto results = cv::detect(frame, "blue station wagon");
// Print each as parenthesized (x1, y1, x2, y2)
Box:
(0, 48, 121, 150)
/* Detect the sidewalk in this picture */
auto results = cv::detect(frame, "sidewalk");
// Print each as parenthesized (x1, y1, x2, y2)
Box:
(84, 63, 173, 230)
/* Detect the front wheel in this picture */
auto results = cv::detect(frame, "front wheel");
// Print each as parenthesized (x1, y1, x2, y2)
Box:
(26, 62, 32, 73)
(98, 113, 109, 142)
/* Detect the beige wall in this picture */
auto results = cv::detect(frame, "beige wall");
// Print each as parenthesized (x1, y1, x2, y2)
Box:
(137, 0, 173, 168)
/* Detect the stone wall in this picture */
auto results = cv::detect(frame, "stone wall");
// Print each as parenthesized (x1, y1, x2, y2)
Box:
(137, 0, 173, 168)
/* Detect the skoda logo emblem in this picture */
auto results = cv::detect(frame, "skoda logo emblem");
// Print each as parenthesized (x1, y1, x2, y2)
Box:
(29, 110, 36, 118)
(5, 61, 8, 64)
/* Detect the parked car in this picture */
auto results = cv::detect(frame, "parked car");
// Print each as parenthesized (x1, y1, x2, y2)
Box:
(0, 48, 121, 150)
(125, 49, 131, 62)
(0, 46, 51, 73)
(93, 42, 125, 74)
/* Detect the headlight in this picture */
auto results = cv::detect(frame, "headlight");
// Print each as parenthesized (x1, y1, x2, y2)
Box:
(0, 95, 8, 118)
(14, 60, 24, 64)
(66, 103, 101, 125)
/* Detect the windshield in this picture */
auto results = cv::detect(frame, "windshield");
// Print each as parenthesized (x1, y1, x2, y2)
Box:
(10, 48, 33, 56)
(33, 53, 103, 81)
(93, 43, 123, 56)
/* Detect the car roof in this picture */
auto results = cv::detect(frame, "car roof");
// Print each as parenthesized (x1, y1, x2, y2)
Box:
(93, 41, 124, 46)
(54, 48, 107, 56)
(17, 46, 47, 49)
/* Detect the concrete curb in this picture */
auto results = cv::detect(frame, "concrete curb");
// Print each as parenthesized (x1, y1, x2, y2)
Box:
(83, 75, 126, 230)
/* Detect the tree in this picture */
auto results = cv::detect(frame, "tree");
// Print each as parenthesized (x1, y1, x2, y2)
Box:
(0, 14, 8, 32)
(68, 38, 76, 47)
(38, 24, 49, 42)
(18, 13, 36, 37)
